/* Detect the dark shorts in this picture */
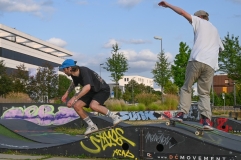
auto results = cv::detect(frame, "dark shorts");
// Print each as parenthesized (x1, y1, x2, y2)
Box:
(79, 89, 110, 108)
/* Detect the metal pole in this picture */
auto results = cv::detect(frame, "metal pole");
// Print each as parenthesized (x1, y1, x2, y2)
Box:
(100, 63, 103, 77)
(234, 81, 236, 106)
(161, 39, 162, 53)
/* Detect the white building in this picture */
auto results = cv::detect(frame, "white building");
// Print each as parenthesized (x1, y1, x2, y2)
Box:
(118, 75, 154, 88)
(0, 24, 72, 74)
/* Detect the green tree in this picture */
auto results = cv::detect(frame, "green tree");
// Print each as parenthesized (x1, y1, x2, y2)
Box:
(122, 79, 139, 103)
(219, 33, 241, 83)
(0, 60, 13, 97)
(11, 63, 29, 93)
(172, 42, 191, 88)
(164, 80, 179, 95)
(26, 63, 59, 102)
(104, 43, 129, 98)
(152, 51, 172, 102)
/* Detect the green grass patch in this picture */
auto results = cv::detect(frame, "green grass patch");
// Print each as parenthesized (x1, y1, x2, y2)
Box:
(53, 127, 85, 135)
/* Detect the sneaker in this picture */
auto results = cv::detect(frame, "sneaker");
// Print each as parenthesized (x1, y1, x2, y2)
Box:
(171, 112, 184, 122)
(202, 118, 213, 130)
(84, 124, 98, 135)
(112, 115, 123, 126)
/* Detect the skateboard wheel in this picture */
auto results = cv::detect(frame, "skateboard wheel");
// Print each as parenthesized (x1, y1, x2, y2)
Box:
(166, 121, 170, 126)
(195, 131, 200, 136)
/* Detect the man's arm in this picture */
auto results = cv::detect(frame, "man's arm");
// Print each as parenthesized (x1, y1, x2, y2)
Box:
(158, 1, 192, 23)
(66, 82, 76, 95)
(74, 84, 91, 101)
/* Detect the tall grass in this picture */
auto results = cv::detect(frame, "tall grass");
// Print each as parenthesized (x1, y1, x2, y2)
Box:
(0, 92, 34, 103)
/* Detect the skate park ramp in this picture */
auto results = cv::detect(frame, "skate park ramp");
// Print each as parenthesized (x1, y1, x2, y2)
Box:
(0, 117, 241, 159)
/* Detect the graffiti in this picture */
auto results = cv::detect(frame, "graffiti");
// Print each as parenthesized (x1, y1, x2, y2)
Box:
(80, 128, 136, 154)
(112, 149, 134, 159)
(145, 131, 176, 149)
(215, 118, 233, 132)
(119, 111, 174, 121)
(1, 105, 79, 126)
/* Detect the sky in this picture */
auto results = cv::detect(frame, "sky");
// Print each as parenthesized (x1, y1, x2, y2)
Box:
(0, 0, 241, 89)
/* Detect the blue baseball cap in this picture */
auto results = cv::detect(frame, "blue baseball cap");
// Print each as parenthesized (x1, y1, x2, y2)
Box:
(59, 59, 76, 69)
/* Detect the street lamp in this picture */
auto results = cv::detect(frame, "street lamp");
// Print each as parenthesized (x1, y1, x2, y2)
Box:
(100, 63, 104, 77)
(131, 77, 135, 104)
(154, 36, 162, 53)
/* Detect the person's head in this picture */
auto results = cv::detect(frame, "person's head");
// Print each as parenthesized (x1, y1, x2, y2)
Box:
(194, 10, 209, 21)
(59, 59, 77, 76)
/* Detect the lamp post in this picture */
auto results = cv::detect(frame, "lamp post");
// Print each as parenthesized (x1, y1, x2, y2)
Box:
(131, 77, 135, 104)
(100, 63, 104, 77)
(234, 81, 236, 106)
(154, 36, 162, 53)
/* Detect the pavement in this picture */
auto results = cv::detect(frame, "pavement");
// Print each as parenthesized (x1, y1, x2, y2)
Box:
(0, 154, 94, 160)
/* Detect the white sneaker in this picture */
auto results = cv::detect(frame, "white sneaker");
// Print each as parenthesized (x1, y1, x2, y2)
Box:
(84, 124, 98, 135)
(112, 115, 123, 126)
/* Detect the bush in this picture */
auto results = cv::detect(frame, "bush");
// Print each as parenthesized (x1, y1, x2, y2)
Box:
(0, 92, 33, 103)
(135, 93, 159, 106)
(137, 103, 146, 111)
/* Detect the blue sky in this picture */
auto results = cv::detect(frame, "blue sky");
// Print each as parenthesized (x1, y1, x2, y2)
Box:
(0, 0, 241, 87)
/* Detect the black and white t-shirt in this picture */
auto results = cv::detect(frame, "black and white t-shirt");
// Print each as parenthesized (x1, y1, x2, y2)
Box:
(71, 66, 109, 92)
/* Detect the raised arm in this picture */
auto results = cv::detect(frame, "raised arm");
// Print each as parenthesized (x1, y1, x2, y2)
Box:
(158, 1, 192, 23)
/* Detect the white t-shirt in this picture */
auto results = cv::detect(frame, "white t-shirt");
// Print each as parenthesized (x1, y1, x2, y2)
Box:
(189, 15, 224, 71)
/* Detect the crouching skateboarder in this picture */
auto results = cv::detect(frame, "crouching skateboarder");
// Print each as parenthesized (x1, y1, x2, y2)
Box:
(60, 59, 122, 135)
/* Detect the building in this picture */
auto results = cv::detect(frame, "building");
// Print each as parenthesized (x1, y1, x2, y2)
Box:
(118, 75, 154, 88)
(0, 24, 72, 74)
(213, 74, 235, 94)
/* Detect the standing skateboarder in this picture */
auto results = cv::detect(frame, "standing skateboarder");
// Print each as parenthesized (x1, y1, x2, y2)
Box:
(60, 59, 122, 135)
(158, 1, 224, 130)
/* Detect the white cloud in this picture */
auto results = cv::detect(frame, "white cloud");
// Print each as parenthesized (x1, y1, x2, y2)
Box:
(0, 0, 54, 18)
(103, 39, 120, 48)
(117, 0, 142, 8)
(120, 39, 150, 44)
(46, 38, 67, 48)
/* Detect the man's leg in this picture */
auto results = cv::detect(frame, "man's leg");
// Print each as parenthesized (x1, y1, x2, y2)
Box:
(197, 63, 214, 121)
(90, 100, 122, 126)
(73, 100, 98, 135)
(179, 61, 201, 113)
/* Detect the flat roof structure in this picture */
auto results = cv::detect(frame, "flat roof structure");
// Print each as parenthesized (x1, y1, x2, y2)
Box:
(0, 23, 73, 74)
(0, 24, 72, 57)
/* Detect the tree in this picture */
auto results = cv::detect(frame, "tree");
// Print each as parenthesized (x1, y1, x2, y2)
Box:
(11, 63, 29, 93)
(0, 60, 13, 97)
(164, 80, 179, 95)
(26, 63, 59, 102)
(152, 51, 172, 102)
(103, 43, 128, 98)
(172, 42, 191, 88)
(219, 33, 241, 84)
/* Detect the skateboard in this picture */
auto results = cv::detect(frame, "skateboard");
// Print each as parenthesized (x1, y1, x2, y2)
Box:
(162, 113, 210, 136)
(84, 125, 115, 138)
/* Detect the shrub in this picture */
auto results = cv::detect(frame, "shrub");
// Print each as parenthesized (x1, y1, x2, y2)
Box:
(137, 103, 146, 111)
(135, 93, 159, 106)
(0, 92, 33, 103)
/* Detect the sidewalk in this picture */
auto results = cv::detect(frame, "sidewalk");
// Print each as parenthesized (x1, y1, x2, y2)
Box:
(0, 154, 93, 160)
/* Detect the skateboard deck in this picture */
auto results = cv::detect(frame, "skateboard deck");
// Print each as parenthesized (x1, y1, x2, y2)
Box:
(162, 113, 211, 136)
(85, 126, 115, 138)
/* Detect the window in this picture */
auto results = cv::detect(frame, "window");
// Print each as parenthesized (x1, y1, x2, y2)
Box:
(225, 79, 229, 84)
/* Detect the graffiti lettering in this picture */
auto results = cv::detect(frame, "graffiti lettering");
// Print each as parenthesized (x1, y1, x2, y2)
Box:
(112, 149, 134, 158)
(119, 111, 171, 121)
(145, 131, 174, 148)
(216, 118, 233, 132)
(1, 105, 79, 126)
(80, 128, 136, 154)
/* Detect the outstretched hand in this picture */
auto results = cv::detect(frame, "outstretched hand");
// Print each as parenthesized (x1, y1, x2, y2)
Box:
(158, 1, 168, 7)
